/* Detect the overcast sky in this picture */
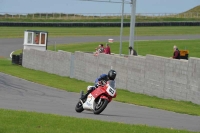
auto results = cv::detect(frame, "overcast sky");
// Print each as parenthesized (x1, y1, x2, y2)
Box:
(0, 0, 200, 14)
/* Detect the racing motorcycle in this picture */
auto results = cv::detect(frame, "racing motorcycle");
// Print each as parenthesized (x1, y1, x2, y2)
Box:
(75, 80, 116, 115)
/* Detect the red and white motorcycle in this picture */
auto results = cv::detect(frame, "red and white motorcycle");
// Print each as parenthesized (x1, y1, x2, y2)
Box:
(75, 80, 117, 115)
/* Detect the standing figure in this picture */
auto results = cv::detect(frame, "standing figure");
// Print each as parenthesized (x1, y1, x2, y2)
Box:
(104, 43, 111, 54)
(128, 46, 137, 56)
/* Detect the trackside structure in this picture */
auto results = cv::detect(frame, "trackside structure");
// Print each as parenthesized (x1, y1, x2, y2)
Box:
(22, 49, 200, 105)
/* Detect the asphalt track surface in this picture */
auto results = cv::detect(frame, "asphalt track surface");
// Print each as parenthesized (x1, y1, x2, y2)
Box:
(0, 35, 200, 131)
(0, 73, 200, 132)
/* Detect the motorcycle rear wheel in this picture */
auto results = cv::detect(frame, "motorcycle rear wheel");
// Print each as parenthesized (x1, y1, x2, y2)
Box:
(93, 99, 109, 115)
(75, 101, 84, 113)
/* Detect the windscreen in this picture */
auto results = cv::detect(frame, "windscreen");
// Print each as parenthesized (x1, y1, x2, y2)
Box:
(108, 80, 116, 90)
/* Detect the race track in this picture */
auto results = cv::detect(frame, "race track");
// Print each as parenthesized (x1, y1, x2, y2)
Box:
(0, 73, 200, 131)
(0, 35, 200, 132)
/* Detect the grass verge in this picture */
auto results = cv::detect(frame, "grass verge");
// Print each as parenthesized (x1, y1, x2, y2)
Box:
(13, 39, 200, 58)
(47, 39, 200, 58)
(0, 58, 200, 116)
(0, 109, 197, 133)
(1, 26, 200, 38)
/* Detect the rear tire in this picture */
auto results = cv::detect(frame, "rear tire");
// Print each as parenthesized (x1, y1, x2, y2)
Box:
(75, 101, 84, 113)
(93, 99, 109, 115)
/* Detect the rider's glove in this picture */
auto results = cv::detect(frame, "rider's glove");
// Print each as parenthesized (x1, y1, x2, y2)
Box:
(95, 84, 99, 88)
(95, 81, 102, 88)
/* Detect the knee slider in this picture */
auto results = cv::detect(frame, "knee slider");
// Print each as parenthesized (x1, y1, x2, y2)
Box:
(87, 86, 94, 91)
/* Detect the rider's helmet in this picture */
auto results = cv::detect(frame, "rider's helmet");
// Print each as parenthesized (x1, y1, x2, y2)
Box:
(108, 70, 117, 80)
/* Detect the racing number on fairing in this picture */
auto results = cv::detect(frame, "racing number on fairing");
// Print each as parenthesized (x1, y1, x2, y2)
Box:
(109, 88, 114, 95)
(106, 86, 115, 97)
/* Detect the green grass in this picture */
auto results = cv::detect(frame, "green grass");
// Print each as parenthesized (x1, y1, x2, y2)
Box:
(14, 39, 200, 57)
(1, 26, 200, 38)
(46, 39, 200, 58)
(0, 58, 200, 116)
(0, 109, 197, 133)
(181, 5, 200, 14)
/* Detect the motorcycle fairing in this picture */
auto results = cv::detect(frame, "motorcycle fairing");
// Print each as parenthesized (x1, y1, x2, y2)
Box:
(83, 94, 95, 110)
(92, 82, 116, 99)
(91, 86, 105, 99)
(106, 85, 116, 97)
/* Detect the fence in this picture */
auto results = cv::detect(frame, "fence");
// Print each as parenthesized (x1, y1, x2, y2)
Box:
(0, 12, 200, 19)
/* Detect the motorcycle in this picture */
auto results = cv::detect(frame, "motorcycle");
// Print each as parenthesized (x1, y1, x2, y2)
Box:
(75, 80, 117, 115)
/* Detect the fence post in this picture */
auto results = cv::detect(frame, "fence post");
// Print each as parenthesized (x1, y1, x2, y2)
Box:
(70, 54, 75, 78)
(54, 41, 56, 51)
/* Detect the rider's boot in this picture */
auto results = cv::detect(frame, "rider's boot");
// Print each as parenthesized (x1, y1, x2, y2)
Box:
(80, 88, 94, 100)
(80, 90, 84, 98)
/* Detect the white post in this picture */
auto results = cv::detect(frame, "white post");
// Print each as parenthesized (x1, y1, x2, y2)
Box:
(119, 0, 124, 55)
(129, 0, 136, 52)
(54, 41, 56, 51)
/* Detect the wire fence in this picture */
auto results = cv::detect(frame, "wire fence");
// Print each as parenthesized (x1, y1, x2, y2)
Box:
(0, 12, 200, 19)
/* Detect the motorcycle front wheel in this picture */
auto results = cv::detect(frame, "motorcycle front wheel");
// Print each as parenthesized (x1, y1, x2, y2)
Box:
(93, 98, 109, 115)
(75, 101, 84, 113)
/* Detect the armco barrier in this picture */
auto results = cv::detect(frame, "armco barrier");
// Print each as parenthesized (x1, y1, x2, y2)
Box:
(1, 22, 200, 27)
(22, 49, 200, 105)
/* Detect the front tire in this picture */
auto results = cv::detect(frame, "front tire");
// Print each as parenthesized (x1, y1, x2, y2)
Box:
(75, 101, 84, 113)
(93, 99, 109, 115)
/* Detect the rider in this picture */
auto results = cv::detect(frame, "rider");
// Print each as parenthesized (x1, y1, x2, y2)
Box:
(80, 69, 117, 100)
